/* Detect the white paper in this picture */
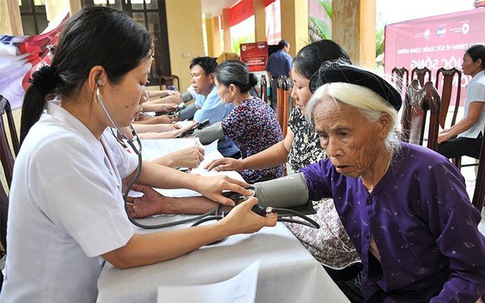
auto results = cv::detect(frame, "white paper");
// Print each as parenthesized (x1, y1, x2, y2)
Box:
(156, 261, 260, 303)
(144, 139, 243, 197)
(141, 138, 200, 161)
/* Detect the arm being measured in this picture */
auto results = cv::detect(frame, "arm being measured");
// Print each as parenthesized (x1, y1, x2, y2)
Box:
(126, 184, 220, 218)
(194, 121, 225, 145)
(253, 172, 309, 208)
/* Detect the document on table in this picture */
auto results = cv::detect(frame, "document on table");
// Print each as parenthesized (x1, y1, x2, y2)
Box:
(141, 137, 202, 161)
(156, 261, 260, 303)
(138, 138, 243, 198)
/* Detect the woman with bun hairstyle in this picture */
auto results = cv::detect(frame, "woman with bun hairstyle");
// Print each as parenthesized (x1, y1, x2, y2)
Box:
(196, 60, 284, 183)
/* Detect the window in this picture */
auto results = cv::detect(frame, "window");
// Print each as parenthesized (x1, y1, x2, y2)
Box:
(19, 0, 48, 35)
(82, 0, 170, 84)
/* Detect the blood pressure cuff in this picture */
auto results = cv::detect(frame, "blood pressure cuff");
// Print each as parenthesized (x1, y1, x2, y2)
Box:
(194, 121, 225, 145)
(253, 173, 311, 212)
(179, 102, 197, 121)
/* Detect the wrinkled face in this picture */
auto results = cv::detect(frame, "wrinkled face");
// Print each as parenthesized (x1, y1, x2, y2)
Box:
(101, 57, 151, 127)
(290, 66, 312, 114)
(462, 53, 483, 77)
(313, 97, 389, 179)
(190, 65, 213, 97)
(214, 78, 233, 104)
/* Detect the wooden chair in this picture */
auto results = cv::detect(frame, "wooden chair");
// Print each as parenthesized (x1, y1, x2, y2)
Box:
(276, 76, 291, 137)
(0, 95, 20, 188)
(260, 75, 268, 103)
(434, 68, 477, 170)
(401, 80, 441, 150)
(435, 67, 462, 129)
(0, 95, 15, 291)
(391, 67, 409, 100)
(159, 74, 180, 91)
(471, 124, 485, 210)
(0, 180, 6, 291)
(0, 180, 7, 252)
(411, 67, 432, 86)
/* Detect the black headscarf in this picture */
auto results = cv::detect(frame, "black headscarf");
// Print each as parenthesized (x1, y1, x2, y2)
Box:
(309, 61, 402, 111)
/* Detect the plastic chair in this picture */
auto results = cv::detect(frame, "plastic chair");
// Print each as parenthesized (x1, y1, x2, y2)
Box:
(401, 80, 441, 151)
(411, 67, 432, 87)
(0, 95, 19, 188)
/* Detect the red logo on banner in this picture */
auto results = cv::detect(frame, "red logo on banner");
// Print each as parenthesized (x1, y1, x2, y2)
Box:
(240, 42, 268, 72)
(384, 9, 485, 106)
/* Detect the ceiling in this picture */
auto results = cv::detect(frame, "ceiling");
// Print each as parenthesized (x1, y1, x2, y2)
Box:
(200, 0, 240, 17)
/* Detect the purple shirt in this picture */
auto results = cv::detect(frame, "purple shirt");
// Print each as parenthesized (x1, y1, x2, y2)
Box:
(221, 97, 284, 183)
(301, 142, 485, 302)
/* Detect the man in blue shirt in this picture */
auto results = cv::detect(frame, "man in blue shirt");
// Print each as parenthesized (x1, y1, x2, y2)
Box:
(265, 40, 292, 111)
(189, 57, 240, 158)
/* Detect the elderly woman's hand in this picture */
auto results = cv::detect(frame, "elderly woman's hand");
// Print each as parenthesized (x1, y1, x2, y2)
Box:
(153, 144, 204, 168)
(126, 184, 166, 218)
(205, 157, 244, 172)
(164, 90, 181, 98)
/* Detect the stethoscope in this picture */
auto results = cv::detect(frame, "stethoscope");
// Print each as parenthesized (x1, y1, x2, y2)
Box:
(97, 87, 320, 230)
(97, 87, 226, 229)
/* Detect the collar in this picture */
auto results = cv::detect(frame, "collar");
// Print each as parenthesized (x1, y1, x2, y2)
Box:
(46, 101, 106, 159)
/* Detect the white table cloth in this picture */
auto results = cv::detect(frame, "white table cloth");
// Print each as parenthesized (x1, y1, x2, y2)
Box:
(97, 137, 349, 302)
(96, 218, 349, 303)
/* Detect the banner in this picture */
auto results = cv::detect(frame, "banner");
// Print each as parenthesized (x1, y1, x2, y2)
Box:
(384, 9, 485, 105)
(0, 12, 69, 109)
(240, 42, 268, 72)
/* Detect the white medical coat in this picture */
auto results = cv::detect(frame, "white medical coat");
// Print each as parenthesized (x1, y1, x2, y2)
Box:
(0, 102, 138, 303)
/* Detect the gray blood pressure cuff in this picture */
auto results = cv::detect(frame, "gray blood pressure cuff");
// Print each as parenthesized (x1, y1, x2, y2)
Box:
(194, 122, 225, 145)
(253, 172, 309, 208)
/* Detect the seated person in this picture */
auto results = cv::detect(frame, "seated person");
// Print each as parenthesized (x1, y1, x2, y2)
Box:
(133, 91, 185, 124)
(437, 45, 485, 162)
(216, 52, 240, 64)
(260, 62, 485, 302)
(126, 184, 222, 219)
(120, 124, 203, 168)
(122, 121, 197, 139)
(195, 60, 284, 183)
(147, 88, 181, 99)
(2, 7, 276, 302)
(152, 144, 204, 169)
(205, 41, 361, 295)
(141, 101, 180, 114)
(133, 111, 179, 124)
(189, 57, 240, 158)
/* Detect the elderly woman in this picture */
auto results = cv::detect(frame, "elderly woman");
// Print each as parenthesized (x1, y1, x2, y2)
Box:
(255, 61, 485, 302)
(308, 62, 485, 302)
(205, 42, 361, 288)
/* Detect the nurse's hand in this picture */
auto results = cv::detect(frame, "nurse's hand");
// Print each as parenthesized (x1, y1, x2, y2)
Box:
(193, 175, 252, 206)
(218, 197, 277, 234)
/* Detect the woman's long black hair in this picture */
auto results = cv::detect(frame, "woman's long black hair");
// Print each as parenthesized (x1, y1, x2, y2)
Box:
(20, 6, 153, 144)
